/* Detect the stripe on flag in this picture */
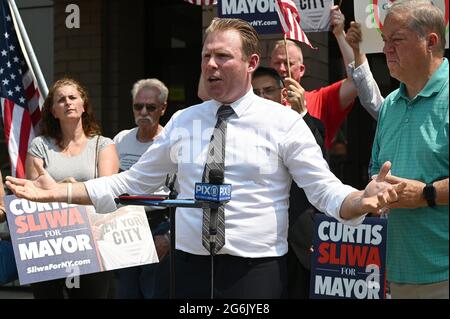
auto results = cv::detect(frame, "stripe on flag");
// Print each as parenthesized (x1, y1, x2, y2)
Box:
(275, 0, 316, 49)
(1, 0, 42, 177)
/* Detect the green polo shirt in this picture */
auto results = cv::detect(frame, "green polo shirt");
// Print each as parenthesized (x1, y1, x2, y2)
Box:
(371, 58, 449, 284)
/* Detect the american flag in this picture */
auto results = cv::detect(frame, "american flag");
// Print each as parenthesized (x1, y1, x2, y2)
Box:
(1, 0, 42, 178)
(275, 0, 315, 49)
(184, 0, 217, 5)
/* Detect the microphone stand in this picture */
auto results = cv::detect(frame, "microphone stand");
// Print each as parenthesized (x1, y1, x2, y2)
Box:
(115, 186, 228, 299)
(209, 219, 217, 299)
(206, 170, 225, 299)
(166, 174, 178, 299)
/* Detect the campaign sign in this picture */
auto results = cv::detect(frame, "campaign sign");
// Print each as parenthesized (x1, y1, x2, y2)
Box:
(4, 195, 158, 285)
(218, 0, 333, 35)
(310, 214, 387, 299)
(218, 0, 282, 34)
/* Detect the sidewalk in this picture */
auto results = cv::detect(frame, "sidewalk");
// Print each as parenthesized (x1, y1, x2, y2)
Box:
(0, 283, 33, 299)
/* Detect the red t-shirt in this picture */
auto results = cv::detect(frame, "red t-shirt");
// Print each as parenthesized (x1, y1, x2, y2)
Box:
(304, 80, 354, 149)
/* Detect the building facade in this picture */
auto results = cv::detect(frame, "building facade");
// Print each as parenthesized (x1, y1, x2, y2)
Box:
(2, 0, 428, 189)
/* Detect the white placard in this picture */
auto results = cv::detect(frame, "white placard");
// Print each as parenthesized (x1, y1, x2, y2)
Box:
(354, 0, 449, 54)
(295, 0, 334, 32)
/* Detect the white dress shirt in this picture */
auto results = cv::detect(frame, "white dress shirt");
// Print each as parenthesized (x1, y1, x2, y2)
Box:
(348, 60, 384, 120)
(113, 127, 169, 210)
(85, 89, 363, 257)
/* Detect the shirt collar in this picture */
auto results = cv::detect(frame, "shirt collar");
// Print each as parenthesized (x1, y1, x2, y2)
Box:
(419, 58, 448, 97)
(210, 88, 255, 118)
(394, 58, 449, 102)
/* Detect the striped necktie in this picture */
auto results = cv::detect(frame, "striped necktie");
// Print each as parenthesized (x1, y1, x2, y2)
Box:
(201, 104, 234, 254)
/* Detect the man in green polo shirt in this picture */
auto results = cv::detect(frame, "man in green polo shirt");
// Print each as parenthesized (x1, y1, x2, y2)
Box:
(371, 0, 449, 299)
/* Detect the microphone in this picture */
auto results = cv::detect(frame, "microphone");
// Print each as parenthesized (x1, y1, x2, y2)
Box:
(194, 170, 231, 202)
(209, 169, 223, 185)
(195, 169, 231, 255)
(208, 170, 222, 248)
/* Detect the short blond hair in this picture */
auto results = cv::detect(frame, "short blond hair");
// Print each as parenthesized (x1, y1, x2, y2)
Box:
(205, 18, 260, 60)
(273, 39, 304, 63)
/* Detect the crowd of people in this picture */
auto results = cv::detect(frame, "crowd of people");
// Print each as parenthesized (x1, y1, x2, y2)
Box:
(0, 0, 448, 299)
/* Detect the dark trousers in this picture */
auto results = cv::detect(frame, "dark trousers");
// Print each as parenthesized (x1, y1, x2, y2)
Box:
(31, 271, 112, 299)
(115, 255, 170, 299)
(174, 250, 287, 299)
(287, 248, 310, 299)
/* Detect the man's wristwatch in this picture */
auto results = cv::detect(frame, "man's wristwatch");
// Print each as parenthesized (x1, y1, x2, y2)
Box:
(422, 183, 437, 207)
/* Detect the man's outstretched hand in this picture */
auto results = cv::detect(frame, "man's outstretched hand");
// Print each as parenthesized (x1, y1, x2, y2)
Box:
(6, 160, 57, 203)
(362, 161, 407, 215)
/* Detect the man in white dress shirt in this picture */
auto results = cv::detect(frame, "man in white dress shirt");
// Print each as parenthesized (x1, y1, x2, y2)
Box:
(6, 18, 405, 298)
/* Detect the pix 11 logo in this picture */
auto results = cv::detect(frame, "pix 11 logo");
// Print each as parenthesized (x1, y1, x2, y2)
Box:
(367, 0, 449, 35)
(65, 4, 80, 29)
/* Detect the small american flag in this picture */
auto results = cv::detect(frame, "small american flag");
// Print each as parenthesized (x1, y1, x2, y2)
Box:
(275, 0, 315, 49)
(1, 0, 42, 177)
(184, 0, 217, 5)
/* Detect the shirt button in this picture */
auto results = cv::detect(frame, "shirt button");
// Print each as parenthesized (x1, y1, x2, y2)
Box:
(405, 118, 409, 123)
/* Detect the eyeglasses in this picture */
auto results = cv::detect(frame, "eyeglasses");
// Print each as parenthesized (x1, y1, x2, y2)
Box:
(132, 103, 160, 112)
(253, 86, 282, 97)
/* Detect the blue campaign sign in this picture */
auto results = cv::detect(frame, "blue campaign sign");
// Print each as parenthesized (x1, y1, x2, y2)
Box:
(218, 0, 283, 34)
(309, 214, 388, 299)
(5, 195, 102, 285)
(4, 195, 158, 285)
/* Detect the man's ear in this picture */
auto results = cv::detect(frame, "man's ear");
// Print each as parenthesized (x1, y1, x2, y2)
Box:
(426, 33, 438, 52)
(161, 102, 167, 116)
(299, 63, 306, 78)
(248, 54, 260, 73)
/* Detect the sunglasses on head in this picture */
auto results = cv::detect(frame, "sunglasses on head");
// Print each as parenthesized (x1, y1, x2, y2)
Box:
(132, 103, 160, 112)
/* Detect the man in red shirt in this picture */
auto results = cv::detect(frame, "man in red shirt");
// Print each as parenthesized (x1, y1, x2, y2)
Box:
(270, 5, 357, 149)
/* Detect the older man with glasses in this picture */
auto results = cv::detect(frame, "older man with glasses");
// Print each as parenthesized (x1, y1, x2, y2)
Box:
(112, 78, 171, 299)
